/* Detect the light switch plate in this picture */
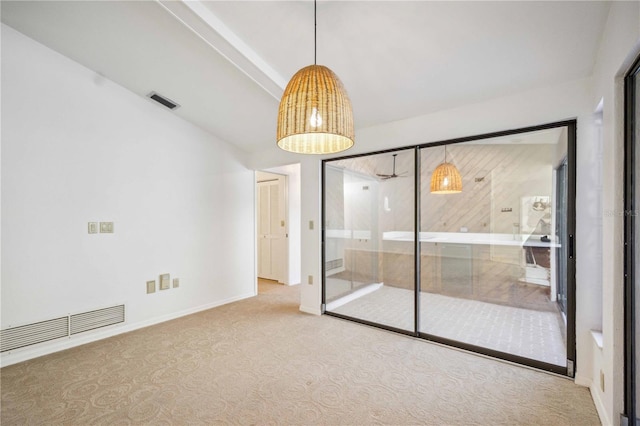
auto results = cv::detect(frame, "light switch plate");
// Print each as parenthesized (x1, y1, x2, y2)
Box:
(160, 273, 170, 290)
(88, 222, 98, 234)
(146, 280, 156, 294)
(173, 278, 180, 288)
(100, 222, 114, 233)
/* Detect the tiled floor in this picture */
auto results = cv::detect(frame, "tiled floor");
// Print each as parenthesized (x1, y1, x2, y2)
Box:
(328, 282, 566, 366)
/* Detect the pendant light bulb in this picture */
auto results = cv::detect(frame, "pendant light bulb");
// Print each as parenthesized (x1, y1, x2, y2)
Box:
(309, 107, 323, 128)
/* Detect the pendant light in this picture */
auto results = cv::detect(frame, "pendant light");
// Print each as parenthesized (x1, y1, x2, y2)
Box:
(276, 0, 354, 154)
(430, 146, 462, 194)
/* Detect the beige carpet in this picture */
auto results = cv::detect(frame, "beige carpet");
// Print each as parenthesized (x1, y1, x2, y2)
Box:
(1, 281, 599, 425)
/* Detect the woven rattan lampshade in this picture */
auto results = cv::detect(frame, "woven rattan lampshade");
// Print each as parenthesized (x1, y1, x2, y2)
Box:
(277, 65, 354, 154)
(430, 162, 462, 194)
(431, 145, 462, 194)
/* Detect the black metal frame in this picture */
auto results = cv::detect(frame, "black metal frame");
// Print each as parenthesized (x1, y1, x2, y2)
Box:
(321, 120, 577, 376)
(624, 53, 640, 425)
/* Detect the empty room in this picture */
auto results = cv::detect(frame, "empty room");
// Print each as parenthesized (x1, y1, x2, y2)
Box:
(1, 1, 640, 425)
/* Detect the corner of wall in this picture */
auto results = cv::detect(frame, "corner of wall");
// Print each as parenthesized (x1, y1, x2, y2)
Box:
(299, 305, 322, 316)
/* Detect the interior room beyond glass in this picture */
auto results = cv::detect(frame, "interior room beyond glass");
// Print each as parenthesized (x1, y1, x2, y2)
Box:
(323, 123, 575, 375)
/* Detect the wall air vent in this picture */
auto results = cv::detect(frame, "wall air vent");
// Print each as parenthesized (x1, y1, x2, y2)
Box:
(147, 91, 180, 110)
(70, 305, 125, 335)
(0, 304, 125, 353)
(1, 317, 69, 353)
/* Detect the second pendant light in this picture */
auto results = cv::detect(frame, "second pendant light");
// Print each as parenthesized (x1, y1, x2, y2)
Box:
(430, 146, 462, 194)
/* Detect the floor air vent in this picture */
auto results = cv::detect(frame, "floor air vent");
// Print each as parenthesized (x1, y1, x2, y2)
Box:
(1, 304, 125, 353)
(1, 317, 69, 353)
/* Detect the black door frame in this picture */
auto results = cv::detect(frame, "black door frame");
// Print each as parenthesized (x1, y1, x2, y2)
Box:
(321, 119, 577, 377)
(623, 53, 640, 425)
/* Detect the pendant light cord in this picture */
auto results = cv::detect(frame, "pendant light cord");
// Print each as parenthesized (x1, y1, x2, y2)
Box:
(314, 0, 317, 65)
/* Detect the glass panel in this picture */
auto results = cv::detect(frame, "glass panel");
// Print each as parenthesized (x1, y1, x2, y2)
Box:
(324, 150, 415, 331)
(555, 160, 568, 316)
(420, 129, 568, 366)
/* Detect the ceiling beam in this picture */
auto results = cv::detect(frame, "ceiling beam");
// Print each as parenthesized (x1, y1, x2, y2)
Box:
(157, 0, 286, 101)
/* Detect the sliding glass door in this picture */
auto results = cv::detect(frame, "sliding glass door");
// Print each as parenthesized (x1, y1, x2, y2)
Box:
(419, 131, 570, 370)
(323, 149, 415, 333)
(322, 121, 576, 375)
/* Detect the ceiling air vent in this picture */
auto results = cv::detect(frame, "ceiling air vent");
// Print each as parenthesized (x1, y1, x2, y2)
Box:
(147, 91, 180, 110)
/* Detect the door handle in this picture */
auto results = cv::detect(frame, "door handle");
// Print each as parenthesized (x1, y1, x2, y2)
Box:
(568, 234, 574, 259)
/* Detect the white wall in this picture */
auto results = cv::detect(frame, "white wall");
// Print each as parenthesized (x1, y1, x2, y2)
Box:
(0, 24, 256, 366)
(589, 2, 640, 424)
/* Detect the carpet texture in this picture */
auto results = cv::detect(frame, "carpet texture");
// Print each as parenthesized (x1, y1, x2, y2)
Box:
(1, 281, 599, 425)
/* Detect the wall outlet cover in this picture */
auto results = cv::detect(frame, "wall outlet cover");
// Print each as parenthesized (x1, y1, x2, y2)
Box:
(146, 280, 156, 294)
(88, 222, 98, 234)
(173, 278, 180, 288)
(100, 222, 114, 233)
(160, 273, 170, 290)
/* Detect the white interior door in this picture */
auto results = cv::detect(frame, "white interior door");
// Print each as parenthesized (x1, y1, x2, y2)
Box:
(257, 179, 286, 281)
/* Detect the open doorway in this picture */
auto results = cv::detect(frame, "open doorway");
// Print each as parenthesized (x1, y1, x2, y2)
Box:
(256, 171, 287, 283)
(255, 164, 301, 293)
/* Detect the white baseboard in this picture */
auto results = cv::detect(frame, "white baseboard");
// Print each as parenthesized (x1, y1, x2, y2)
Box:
(589, 383, 610, 426)
(0, 291, 255, 368)
(574, 374, 591, 387)
(299, 305, 321, 315)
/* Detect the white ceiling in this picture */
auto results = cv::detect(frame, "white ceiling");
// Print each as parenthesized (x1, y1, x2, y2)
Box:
(1, 1, 610, 154)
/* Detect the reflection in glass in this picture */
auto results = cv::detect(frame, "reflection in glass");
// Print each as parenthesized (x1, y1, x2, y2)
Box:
(324, 150, 415, 332)
(419, 129, 568, 366)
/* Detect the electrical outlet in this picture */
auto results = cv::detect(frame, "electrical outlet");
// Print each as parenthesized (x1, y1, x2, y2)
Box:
(308, 275, 313, 285)
(309, 220, 314, 230)
(146, 280, 156, 294)
(100, 222, 114, 233)
(173, 278, 180, 288)
(88, 222, 98, 234)
(159, 273, 170, 290)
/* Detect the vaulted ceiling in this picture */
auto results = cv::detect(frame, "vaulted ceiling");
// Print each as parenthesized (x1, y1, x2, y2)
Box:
(1, 1, 610, 153)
